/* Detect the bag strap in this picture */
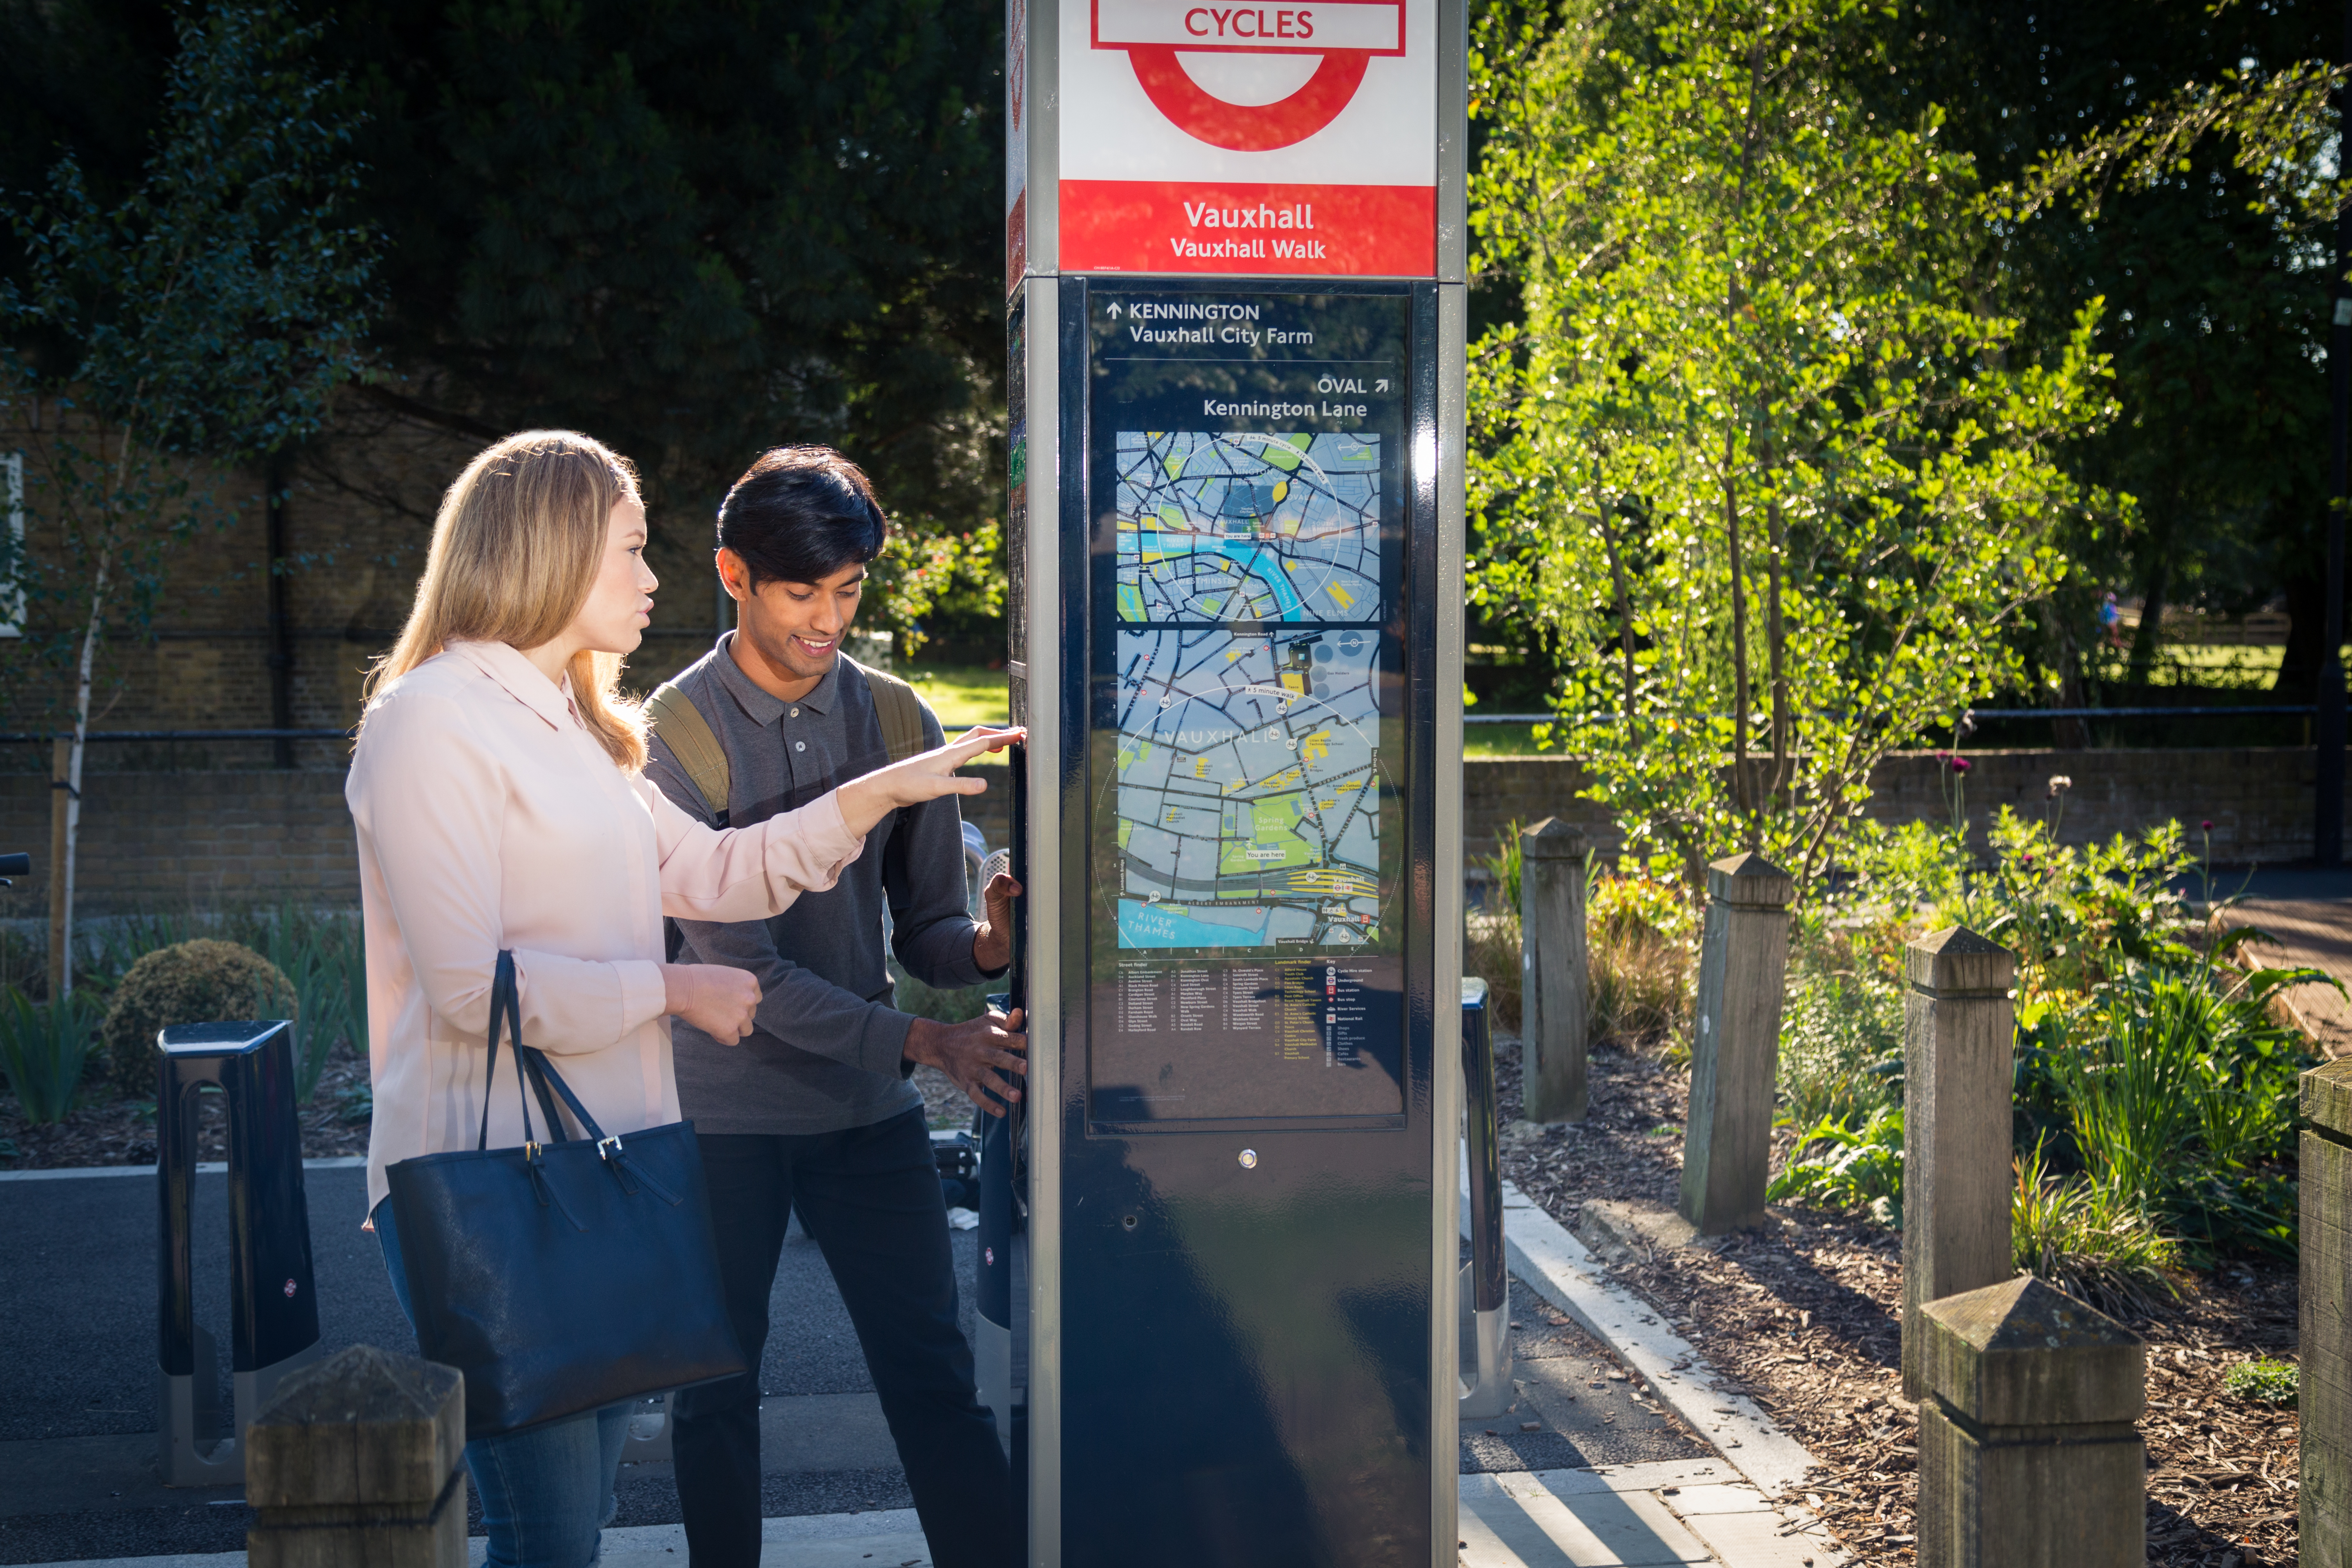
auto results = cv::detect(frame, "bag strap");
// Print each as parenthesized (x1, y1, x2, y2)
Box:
(519, 1043, 685, 1206)
(477, 951, 540, 1153)
(646, 682, 731, 822)
(847, 656, 930, 765)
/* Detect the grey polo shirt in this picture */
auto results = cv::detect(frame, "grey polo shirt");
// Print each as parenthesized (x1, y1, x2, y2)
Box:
(645, 635, 1000, 1135)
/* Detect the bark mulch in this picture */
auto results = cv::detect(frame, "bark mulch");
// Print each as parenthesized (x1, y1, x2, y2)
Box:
(1492, 1032, 2304, 1568)
(0, 1052, 373, 1169)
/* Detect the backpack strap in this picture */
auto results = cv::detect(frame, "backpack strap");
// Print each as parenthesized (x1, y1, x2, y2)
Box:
(846, 655, 931, 764)
(645, 682, 731, 824)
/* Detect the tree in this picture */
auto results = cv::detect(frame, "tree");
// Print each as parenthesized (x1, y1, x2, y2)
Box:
(1895, 0, 2340, 696)
(1468, 0, 2123, 885)
(0, 0, 1013, 657)
(0, 0, 376, 991)
(319, 0, 1009, 652)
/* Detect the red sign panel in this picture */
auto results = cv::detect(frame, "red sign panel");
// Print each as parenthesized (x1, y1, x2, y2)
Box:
(1055, 0, 1436, 278)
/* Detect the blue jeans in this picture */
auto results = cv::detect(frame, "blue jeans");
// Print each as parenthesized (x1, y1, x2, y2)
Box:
(373, 1199, 630, 1568)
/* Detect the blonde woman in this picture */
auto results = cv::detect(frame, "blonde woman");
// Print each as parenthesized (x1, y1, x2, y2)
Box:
(346, 431, 1018, 1568)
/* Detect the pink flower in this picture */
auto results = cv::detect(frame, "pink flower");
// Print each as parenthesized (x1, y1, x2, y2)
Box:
(2202, 820, 2213, 831)
(1950, 756, 1972, 775)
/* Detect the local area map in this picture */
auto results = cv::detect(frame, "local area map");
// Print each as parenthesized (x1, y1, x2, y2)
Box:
(1109, 429, 1387, 951)
(1113, 431, 1385, 624)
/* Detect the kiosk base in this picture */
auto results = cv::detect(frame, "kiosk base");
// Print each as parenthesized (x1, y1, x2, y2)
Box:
(158, 1334, 321, 1486)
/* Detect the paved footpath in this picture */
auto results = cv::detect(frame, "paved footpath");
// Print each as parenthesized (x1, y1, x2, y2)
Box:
(2229, 867, 2352, 1054)
(1, 1160, 1842, 1568)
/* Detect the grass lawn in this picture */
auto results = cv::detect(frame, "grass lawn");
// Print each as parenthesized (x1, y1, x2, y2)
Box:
(907, 666, 1569, 756)
(904, 666, 1569, 755)
(904, 664, 1013, 728)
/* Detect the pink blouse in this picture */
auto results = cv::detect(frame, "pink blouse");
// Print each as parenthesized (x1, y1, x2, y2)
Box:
(346, 639, 865, 1210)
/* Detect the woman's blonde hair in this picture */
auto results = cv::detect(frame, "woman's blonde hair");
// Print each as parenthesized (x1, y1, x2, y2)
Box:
(364, 430, 649, 771)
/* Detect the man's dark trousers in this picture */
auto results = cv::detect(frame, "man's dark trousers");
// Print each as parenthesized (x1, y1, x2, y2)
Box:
(671, 1110, 1015, 1568)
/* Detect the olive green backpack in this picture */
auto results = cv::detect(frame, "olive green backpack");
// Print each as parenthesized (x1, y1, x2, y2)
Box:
(646, 654, 928, 828)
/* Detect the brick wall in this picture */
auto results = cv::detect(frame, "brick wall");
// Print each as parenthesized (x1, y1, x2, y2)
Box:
(1460, 746, 2339, 874)
(0, 762, 1016, 921)
(0, 748, 2330, 922)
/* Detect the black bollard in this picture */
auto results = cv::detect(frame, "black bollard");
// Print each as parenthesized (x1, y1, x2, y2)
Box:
(157, 1020, 322, 1485)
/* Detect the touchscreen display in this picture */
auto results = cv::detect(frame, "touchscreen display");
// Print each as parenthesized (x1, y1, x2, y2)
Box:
(1085, 288, 1411, 1124)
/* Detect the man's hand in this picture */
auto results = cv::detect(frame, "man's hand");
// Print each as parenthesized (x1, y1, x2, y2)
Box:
(904, 1008, 1028, 1117)
(661, 963, 762, 1044)
(971, 871, 1023, 973)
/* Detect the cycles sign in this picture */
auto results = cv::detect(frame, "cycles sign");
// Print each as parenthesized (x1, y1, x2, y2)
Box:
(1055, 0, 1436, 277)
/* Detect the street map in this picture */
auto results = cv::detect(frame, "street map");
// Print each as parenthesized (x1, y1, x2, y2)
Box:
(1113, 431, 1385, 624)
(1107, 428, 1389, 952)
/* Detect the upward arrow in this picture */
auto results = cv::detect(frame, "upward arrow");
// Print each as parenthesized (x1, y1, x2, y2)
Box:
(1107, 302, 1123, 318)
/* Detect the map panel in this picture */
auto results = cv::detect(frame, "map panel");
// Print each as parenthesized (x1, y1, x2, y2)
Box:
(1114, 432, 1383, 625)
(1109, 626, 1386, 952)
(1084, 288, 1411, 1124)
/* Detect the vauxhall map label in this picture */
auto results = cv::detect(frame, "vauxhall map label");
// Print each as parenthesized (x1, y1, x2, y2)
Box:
(1086, 287, 1409, 1123)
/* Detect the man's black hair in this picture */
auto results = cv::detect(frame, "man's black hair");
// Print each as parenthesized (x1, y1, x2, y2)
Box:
(716, 446, 888, 588)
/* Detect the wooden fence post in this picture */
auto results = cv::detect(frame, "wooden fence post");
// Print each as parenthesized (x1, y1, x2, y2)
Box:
(1518, 817, 1590, 1123)
(1901, 925, 2018, 1400)
(1677, 851, 1793, 1234)
(2302, 1058, 2352, 1560)
(245, 1343, 466, 1568)
(1917, 1274, 2145, 1568)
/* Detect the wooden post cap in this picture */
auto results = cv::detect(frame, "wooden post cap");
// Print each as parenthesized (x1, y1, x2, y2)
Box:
(2303, 1058, 2352, 1138)
(1704, 851, 1792, 910)
(245, 1345, 464, 1509)
(1920, 1275, 2144, 1428)
(1905, 925, 2016, 997)
(1519, 817, 1588, 860)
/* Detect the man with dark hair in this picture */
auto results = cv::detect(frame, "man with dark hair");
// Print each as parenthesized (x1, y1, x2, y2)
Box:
(643, 445, 1025, 1568)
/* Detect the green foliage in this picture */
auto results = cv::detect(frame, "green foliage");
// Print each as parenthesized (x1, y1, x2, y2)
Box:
(322, 0, 1007, 645)
(1468, 0, 2123, 884)
(2030, 953, 2314, 1261)
(1465, 908, 1523, 1036)
(97, 939, 296, 1092)
(2010, 1139, 2183, 1319)
(249, 906, 365, 1102)
(889, 962, 993, 1028)
(1834, 802, 2321, 1262)
(0, 0, 377, 680)
(1942, 4, 2339, 688)
(1777, 924, 1904, 1128)
(0, 2, 377, 987)
(1481, 820, 1526, 915)
(0, 988, 102, 1123)
(2222, 1358, 2299, 1407)
(1769, 1105, 1905, 1227)
(1586, 873, 1693, 1051)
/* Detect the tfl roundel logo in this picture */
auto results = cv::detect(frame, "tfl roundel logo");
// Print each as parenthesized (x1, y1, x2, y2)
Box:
(1092, 1, 1404, 151)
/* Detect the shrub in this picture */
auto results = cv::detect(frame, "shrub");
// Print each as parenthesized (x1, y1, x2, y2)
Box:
(1464, 908, 1523, 1033)
(1587, 874, 1694, 1050)
(1838, 802, 2325, 1263)
(2033, 945, 2315, 1259)
(1769, 1105, 1905, 1226)
(2011, 1140, 2183, 1318)
(889, 962, 994, 1026)
(2223, 1358, 2299, 1406)
(1778, 923, 1904, 1127)
(97, 940, 297, 1092)
(247, 906, 366, 1100)
(0, 989, 104, 1122)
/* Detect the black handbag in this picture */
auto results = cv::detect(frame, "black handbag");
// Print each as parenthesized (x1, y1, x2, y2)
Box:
(385, 951, 747, 1437)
